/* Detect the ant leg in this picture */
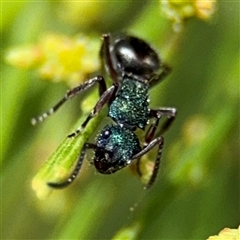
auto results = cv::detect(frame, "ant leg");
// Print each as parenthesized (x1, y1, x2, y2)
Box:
(68, 85, 117, 138)
(150, 108, 177, 135)
(135, 108, 176, 182)
(31, 76, 106, 125)
(132, 136, 164, 188)
(149, 63, 171, 88)
(101, 33, 119, 83)
(145, 112, 161, 144)
(47, 143, 97, 189)
(135, 107, 176, 187)
(135, 115, 161, 176)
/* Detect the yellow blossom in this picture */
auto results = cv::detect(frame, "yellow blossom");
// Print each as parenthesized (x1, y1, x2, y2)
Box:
(160, 0, 216, 31)
(5, 33, 100, 86)
(207, 225, 239, 240)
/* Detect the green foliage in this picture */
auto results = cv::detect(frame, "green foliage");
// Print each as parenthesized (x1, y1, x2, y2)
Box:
(2, 1, 239, 239)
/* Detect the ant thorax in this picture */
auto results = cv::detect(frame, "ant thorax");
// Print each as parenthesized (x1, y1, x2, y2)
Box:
(109, 78, 150, 130)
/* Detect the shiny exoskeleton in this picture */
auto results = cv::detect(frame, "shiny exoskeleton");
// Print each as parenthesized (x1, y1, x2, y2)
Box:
(32, 33, 177, 189)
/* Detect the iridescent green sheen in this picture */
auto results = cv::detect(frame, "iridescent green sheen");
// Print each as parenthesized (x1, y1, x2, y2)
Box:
(109, 78, 149, 129)
(96, 125, 141, 165)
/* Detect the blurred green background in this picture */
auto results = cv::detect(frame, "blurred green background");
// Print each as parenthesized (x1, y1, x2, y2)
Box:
(2, 1, 239, 240)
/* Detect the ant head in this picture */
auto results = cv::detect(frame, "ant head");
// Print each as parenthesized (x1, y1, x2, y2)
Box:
(93, 125, 141, 174)
(102, 34, 161, 80)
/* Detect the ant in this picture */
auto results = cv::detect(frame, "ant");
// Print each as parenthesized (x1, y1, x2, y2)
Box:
(32, 33, 177, 189)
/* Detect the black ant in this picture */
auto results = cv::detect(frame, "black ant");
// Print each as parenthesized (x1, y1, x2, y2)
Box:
(32, 33, 177, 189)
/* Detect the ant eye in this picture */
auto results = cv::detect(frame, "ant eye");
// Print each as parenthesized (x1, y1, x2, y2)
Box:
(102, 130, 111, 139)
